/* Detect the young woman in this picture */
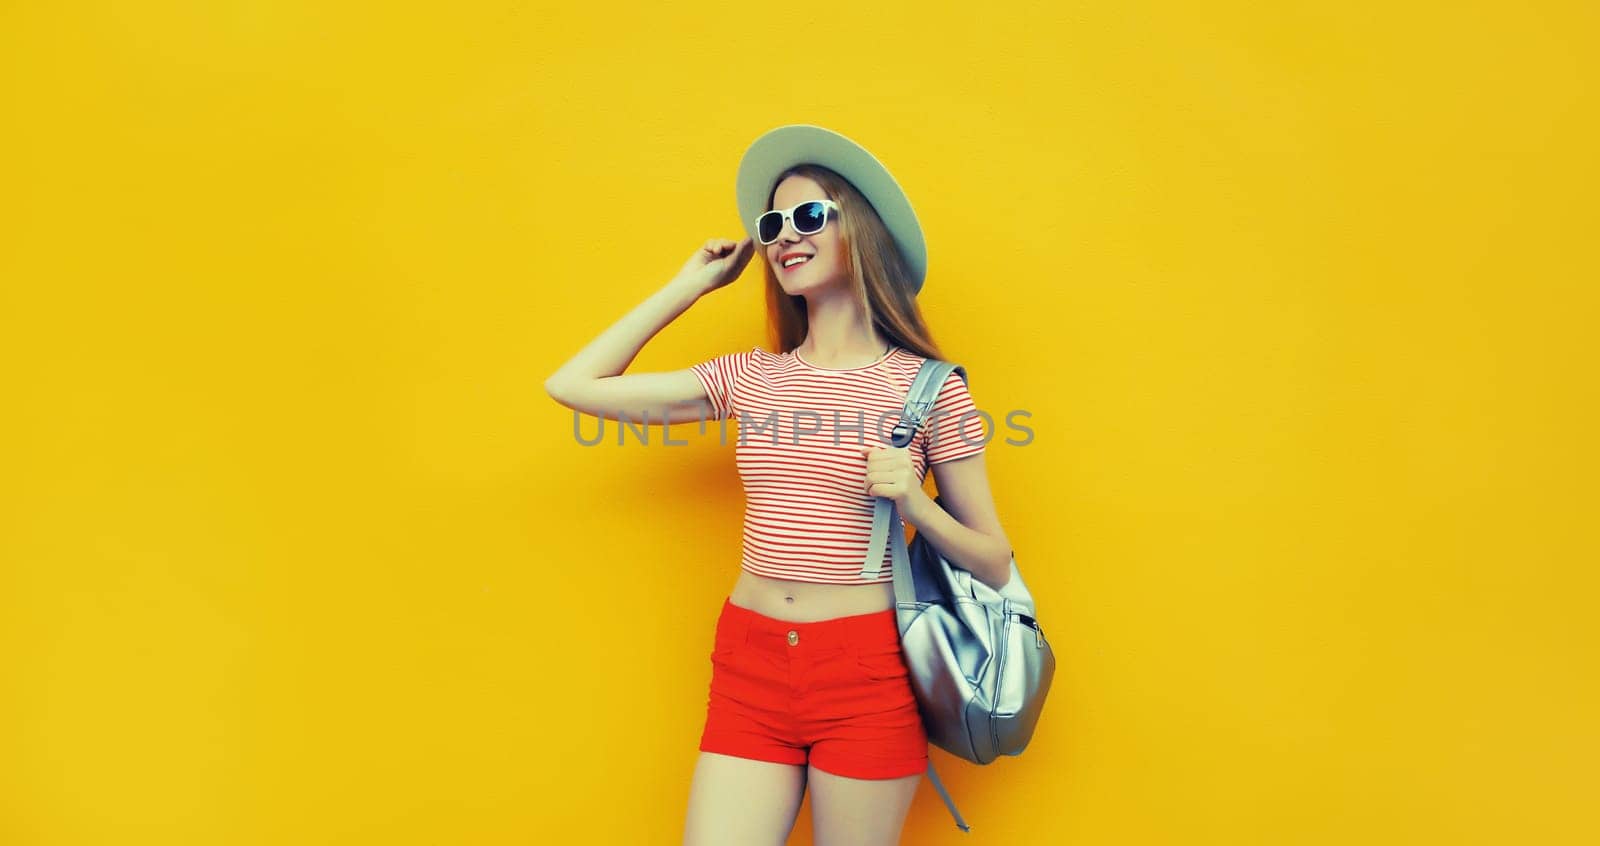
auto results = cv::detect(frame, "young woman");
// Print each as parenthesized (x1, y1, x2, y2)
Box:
(544, 125, 1013, 845)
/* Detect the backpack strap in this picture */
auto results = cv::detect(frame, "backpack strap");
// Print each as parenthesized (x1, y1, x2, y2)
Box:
(926, 759, 973, 833)
(862, 358, 977, 833)
(859, 359, 960, 581)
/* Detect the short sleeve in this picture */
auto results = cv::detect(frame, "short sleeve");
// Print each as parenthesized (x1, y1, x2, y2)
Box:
(688, 347, 757, 421)
(922, 370, 988, 465)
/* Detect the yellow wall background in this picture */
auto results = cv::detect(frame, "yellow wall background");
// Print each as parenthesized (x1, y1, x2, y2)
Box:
(3, 1, 1594, 843)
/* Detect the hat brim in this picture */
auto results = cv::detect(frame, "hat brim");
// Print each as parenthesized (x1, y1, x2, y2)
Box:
(736, 124, 927, 294)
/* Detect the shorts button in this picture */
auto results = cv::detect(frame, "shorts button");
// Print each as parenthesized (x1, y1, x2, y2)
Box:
(787, 630, 799, 646)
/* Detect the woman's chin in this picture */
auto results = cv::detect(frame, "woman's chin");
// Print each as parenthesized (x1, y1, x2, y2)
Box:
(779, 272, 840, 297)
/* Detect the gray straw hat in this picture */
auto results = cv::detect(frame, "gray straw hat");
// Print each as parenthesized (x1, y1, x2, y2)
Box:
(735, 124, 928, 294)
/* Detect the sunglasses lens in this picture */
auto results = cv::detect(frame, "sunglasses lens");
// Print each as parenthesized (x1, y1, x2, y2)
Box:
(757, 211, 784, 243)
(794, 201, 828, 234)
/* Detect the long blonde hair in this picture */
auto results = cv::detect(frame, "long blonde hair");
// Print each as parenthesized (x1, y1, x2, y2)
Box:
(760, 164, 949, 362)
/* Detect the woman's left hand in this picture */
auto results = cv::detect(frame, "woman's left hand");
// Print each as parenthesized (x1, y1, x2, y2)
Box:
(861, 445, 924, 509)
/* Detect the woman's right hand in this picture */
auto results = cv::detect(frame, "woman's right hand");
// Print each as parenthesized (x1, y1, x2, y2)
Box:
(677, 237, 755, 295)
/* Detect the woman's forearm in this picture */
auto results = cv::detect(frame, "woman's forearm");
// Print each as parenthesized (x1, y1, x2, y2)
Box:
(544, 274, 705, 389)
(902, 490, 1014, 591)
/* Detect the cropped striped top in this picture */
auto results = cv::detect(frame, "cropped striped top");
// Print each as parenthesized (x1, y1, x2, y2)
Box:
(689, 345, 988, 585)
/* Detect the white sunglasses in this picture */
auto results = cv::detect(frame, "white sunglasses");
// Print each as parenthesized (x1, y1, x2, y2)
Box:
(755, 199, 840, 245)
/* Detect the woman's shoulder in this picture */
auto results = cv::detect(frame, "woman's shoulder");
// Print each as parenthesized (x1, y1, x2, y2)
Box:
(887, 346, 956, 373)
(891, 350, 975, 397)
(702, 344, 774, 362)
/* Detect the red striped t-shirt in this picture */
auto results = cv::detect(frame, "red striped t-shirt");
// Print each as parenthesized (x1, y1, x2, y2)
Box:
(689, 345, 988, 585)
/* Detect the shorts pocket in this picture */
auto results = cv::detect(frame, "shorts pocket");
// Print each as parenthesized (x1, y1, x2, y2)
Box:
(709, 615, 748, 663)
(854, 643, 910, 682)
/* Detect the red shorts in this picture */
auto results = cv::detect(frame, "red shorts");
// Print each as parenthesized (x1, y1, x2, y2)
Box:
(698, 596, 929, 780)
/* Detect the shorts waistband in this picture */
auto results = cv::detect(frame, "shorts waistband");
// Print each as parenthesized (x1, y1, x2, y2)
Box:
(719, 596, 900, 653)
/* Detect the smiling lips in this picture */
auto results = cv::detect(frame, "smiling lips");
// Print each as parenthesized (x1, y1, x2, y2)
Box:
(780, 253, 812, 271)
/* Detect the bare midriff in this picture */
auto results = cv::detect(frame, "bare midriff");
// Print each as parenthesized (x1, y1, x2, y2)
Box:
(727, 569, 895, 622)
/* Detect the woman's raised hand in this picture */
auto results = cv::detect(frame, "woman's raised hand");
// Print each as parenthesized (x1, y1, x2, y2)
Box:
(677, 237, 755, 295)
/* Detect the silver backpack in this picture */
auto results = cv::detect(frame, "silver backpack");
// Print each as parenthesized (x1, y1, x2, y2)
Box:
(858, 358, 1056, 833)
